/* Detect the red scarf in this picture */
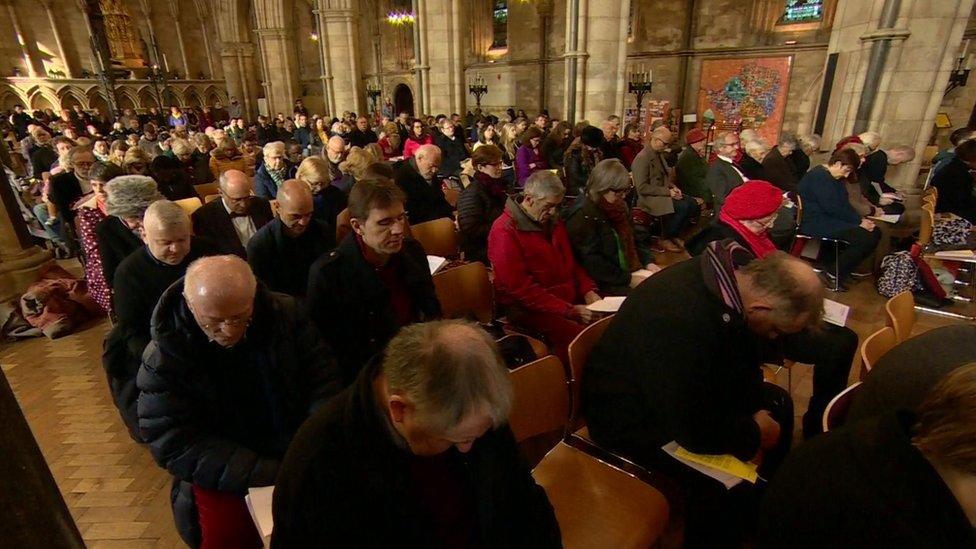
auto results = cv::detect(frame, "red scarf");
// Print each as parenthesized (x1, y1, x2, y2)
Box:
(598, 198, 641, 271)
(719, 209, 777, 258)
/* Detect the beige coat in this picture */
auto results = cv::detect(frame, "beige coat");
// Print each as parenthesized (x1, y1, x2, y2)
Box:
(633, 147, 674, 216)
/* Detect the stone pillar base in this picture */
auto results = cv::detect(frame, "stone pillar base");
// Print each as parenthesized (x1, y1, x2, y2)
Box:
(0, 247, 54, 303)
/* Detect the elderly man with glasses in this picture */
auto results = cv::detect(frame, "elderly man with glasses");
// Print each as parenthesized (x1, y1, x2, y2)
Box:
(192, 169, 274, 257)
(138, 255, 341, 549)
(707, 131, 748, 213)
(488, 170, 601, 364)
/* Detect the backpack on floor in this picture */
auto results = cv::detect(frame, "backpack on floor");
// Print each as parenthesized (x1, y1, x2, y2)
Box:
(877, 251, 920, 297)
(933, 213, 974, 247)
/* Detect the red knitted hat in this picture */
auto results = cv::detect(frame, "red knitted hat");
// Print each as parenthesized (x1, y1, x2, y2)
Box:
(685, 128, 707, 144)
(723, 180, 783, 220)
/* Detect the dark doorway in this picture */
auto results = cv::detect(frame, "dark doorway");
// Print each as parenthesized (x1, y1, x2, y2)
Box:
(393, 84, 414, 117)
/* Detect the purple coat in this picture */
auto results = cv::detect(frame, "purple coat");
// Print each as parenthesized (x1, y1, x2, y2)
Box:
(516, 144, 547, 187)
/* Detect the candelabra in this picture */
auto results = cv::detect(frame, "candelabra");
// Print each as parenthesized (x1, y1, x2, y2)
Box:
(366, 83, 382, 115)
(468, 74, 488, 110)
(628, 67, 653, 125)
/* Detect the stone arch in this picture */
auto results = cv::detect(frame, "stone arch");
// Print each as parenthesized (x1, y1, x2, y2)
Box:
(392, 81, 415, 117)
(116, 88, 139, 111)
(0, 89, 25, 111)
(26, 86, 60, 112)
(89, 94, 110, 119)
(137, 86, 158, 109)
(58, 86, 87, 110)
(184, 87, 202, 107)
(203, 85, 222, 106)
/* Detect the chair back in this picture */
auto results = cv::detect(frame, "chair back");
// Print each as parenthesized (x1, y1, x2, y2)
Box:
(194, 182, 219, 199)
(444, 187, 459, 209)
(566, 315, 615, 425)
(432, 261, 493, 323)
(174, 197, 203, 216)
(270, 199, 279, 218)
(918, 204, 934, 247)
(410, 217, 459, 258)
(860, 326, 897, 377)
(204, 194, 219, 204)
(508, 355, 570, 443)
(793, 194, 804, 228)
(885, 290, 916, 343)
(336, 207, 352, 243)
(822, 382, 863, 432)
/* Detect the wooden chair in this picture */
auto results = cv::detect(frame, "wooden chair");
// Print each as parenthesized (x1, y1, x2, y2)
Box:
(885, 291, 916, 343)
(566, 315, 614, 428)
(860, 326, 897, 378)
(822, 382, 863, 432)
(270, 199, 279, 218)
(509, 356, 670, 549)
(444, 187, 460, 209)
(174, 197, 203, 216)
(336, 207, 352, 243)
(918, 204, 934, 247)
(433, 261, 493, 323)
(410, 217, 459, 258)
(204, 194, 220, 204)
(194, 182, 219, 199)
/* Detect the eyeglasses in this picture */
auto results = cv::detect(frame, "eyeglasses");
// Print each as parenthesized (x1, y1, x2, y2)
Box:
(197, 313, 252, 332)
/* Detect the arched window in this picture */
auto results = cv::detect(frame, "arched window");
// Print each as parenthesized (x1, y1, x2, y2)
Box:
(779, 0, 824, 24)
(491, 1, 508, 49)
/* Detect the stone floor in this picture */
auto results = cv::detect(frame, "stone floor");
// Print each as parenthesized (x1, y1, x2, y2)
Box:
(0, 252, 965, 548)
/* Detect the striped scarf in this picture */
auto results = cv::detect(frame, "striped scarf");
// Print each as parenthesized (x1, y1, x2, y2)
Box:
(701, 240, 755, 314)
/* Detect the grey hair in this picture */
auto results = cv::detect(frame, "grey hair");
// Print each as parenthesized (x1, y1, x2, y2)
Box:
(858, 131, 882, 150)
(744, 139, 770, 156)
(715, 131, 737, 148)
(143, 200, 190, 231)
(170, 138, 193, 157)
(586, 158, 631, 202)
(798, 134, 822, 153)
(263, 141, 286, 157)
(382, 319, 513, 433)
(105, 175, 164, 219)
(741, 251, 824, 328)
(523, 170, 565, 200)
(778, 132, 798, 149)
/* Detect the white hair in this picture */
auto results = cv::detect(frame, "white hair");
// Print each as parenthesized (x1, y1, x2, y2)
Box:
(263, 141, 286, 157)
(144, 200, 190, 231)
(524, 170, 565, 199)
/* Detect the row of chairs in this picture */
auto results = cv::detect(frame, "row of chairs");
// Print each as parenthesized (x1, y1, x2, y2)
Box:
(821, 290, 917, 431)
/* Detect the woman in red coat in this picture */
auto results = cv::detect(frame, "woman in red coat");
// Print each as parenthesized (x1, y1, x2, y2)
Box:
(402, 119, 434, 159)
(488, 170, 600, 364)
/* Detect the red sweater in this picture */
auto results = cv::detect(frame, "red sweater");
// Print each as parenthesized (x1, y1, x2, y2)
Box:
(488, 200, 596, 318)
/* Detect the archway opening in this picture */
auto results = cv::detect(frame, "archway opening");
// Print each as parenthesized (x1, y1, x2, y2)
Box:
(393, 84, 414, 117)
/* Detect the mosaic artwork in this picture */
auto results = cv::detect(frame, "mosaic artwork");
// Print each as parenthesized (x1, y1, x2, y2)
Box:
(697, 57, 793, 144)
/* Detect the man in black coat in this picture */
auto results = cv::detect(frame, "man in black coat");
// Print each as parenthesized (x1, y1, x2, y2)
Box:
(393, 144, 454, 224)
(28, 128, 58, 178)
(931, 138, 976, 223)
(137, 255, 341, 548)
(346, 115, 378, 148)
(582, 244, 824, 547)
(48, 146, 95, 226)
(307, 178, 441, 386)
(434, 118, 470, 179)
(191, 169, 273, 257)
(759, 364, 976, 549)
(271, 320, 562, 548)
(104, 201, 218, 440)
(706, 132, 747, 213)
(247, 180, 335, 297)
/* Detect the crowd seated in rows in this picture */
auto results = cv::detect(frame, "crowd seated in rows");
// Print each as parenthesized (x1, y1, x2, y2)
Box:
(192, 169, 274, 257)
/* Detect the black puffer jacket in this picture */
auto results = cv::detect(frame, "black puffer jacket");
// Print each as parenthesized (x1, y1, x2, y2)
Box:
(457, 172, 507, 265)
(137, 280, 341, 547)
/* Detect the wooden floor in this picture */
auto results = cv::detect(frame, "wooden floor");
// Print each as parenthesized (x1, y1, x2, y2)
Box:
(0, 255, 966, 548)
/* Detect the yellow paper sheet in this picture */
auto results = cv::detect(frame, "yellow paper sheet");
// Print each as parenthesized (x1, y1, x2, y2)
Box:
(673, 446, 759, 483)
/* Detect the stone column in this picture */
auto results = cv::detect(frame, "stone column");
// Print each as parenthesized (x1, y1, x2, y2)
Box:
(167, 0, 191, 78)
(313, 0, 336, 116)
(219, 42, 258, 121)
(418, 0, 464, 114)
(194, 0, 216, 79)
(823, 0, 976, 189)
(41, 0, 74, 78)
(0, 165, 52, 302)
(320, 0, 364, 115)
(576, 0, 628, 123)
(3, 1, 42, 78)
(253, 0, 301, 117)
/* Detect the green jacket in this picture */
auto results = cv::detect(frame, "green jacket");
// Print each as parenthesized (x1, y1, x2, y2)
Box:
(676, 147, 712, 206)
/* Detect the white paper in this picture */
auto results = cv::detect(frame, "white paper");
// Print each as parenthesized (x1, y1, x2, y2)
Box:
(662, 442, 743, 489)
(632, 268, 656, 278)
(933, 249, 976, 260)
(427, 255, 447, 275)
(246, 485, 275, 544)
(822, 298, 850, 327)
(586, 296, 626, 313)
(867, 214, 901, 224)
(880, 192, 903, 202)
(682, 113, 698, 123)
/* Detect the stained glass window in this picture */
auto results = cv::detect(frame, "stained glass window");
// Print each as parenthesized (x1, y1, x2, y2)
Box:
(780, 0, 824, 24)
(492, 1, 508, 49)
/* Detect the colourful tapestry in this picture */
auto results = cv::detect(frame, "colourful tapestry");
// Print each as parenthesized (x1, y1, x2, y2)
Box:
(697, 57, 793, 145)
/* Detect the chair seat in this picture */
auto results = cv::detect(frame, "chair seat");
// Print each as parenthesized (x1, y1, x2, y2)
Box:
(533, 442, 669, 549)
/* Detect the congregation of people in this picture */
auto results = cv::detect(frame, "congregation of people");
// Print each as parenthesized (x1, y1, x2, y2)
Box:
(6, 95, 976, 549)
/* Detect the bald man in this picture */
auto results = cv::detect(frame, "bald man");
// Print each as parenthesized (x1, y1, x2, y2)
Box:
(247, 179, 335, 296)
(138, 255, 340, 548)
(106, 200, 218, 440)
(583, 246, 822, 547)
(191, 169, 274, 257)
(393, 143, 453, 224)
(632, 126, 700, 252)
